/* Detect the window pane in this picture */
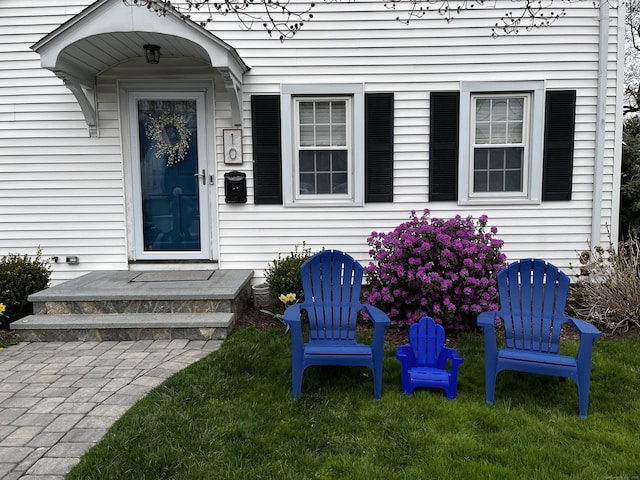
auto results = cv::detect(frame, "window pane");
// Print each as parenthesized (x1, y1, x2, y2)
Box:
(474, 149, 488, 169)
(300, 125, 314, 146)
(472, 94, 528, 196)
(491, 122, 507, 143)
(505, 170, 522, 191)
(294, 97, 351, 199)
(489, 170, 504, 192)
(474, 146, 524, 193)
(332, 124, 346, 146)
(489, 149, 504, 169)
(317, 151, 331, 171)
(299, 151, 315, 171)
(507, 123, 523, 143)
(474, 171, 488, 192)
(299, 102, 314, 124)
(492, 99, 508, 121)
(315, 102, 330, 123)
(476, 99, 491, 121)
(333, 151, 348, 171)
(475, 96, 526, 146)
(506, 148, 523, 169)
(317, 173, 331, 194)
(333, 173, 348, 193)
(316, 125, 330, 146)
(476, 123, 490, 144)
(332, 102, 346, 123)
(299, 173, 315, 194)
(509, 98, 524, 120)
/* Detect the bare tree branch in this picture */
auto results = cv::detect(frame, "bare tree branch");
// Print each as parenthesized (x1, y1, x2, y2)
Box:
(124, 0, 315, 40)
(125, 0, 606, 40)
(626, 0, 640, 114)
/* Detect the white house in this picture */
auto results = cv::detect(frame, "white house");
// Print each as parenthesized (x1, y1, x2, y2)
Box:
(0, 0, 624, 285)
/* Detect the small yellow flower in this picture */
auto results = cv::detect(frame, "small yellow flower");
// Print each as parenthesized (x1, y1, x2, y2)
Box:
(0, 303, 5, 314)
(286, 293, 297, 303)
(279, 294, 288, 304)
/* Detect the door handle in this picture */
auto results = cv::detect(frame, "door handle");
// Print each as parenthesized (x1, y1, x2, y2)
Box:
(194, 169, 206, 185)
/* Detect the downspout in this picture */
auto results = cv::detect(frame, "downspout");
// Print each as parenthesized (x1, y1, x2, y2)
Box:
(591, 2, 609, 247)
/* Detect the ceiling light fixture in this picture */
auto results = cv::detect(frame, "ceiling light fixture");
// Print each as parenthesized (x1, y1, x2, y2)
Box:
(143, 44, 160, 64)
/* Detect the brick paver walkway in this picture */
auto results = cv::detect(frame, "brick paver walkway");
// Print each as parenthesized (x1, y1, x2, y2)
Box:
(0, 339, 220, 479)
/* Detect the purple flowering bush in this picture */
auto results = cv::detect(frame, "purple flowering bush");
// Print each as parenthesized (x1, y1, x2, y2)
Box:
(364, 209, 507, 331)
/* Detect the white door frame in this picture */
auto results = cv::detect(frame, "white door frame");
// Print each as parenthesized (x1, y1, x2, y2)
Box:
(119, 81, 218, 262)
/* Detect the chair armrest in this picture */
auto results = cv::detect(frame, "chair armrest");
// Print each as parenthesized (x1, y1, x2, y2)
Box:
(566, 317, 601, 365)
(442, 347, 464, 364)
(477, 310, 504, 356)
(284, 304, 305, 348)
(360, 304, 391, 327)
(477, 310, 505, 329)
(439, 347, 464, 371)
(396, 344, 416, 367)
(567, 317, 601, 339)
(360, 304, 390, 351)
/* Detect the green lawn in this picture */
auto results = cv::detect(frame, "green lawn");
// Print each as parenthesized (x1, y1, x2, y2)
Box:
(67, 327, 640, 480)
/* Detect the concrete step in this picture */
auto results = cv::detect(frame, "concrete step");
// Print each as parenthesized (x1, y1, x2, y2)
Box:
(11, 312, 235, 342)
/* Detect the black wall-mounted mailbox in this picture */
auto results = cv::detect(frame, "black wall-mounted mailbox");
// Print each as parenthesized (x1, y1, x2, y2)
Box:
(224, 171, 247, 204)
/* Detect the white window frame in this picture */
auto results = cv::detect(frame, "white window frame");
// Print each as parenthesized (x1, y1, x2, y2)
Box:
(294, 96, 352, 199)
(282, 84, 364, 207)
(459, 81, 545, 205)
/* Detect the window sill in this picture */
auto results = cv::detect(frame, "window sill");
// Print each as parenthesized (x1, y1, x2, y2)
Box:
(284, 199, 364, 208)
(457, 197, 541, 206)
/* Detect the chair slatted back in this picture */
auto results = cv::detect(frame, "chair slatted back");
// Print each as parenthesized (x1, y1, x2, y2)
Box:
(302, 249, 363, 342)
(498, 258, 569, 354)
(409, 316, 444, 367)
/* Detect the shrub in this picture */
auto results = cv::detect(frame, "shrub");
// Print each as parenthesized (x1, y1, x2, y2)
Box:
(0, 248, 51, 327)
(264, 243, 313, 307)
(364, 209, 507, 331)
(620, 116, 640, 237)
(569, 231, 640, 334)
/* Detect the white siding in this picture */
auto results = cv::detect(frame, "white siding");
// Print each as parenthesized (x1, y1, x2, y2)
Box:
(0, 1, 127, 284)
(0, 0, 622, 284)
(209, 1, 622, 279)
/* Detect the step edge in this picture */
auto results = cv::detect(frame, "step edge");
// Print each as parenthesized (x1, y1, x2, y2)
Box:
(11, 313, 235, 330)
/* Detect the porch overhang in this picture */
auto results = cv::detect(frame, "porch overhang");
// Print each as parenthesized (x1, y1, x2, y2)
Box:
(31, 0, 249, 136)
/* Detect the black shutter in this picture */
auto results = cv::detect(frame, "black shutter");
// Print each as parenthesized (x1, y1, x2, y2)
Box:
(365, 93, 394, 203)
(429, 92, 460, 201)
(251, 95, 282, 204)
(543, 90, 576, 201)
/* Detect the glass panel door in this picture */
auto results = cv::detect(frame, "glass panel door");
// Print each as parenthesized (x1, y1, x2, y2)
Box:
(130, 93, 211, 260)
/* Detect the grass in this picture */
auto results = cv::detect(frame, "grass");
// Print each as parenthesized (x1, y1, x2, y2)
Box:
(67, 327, 640, 480)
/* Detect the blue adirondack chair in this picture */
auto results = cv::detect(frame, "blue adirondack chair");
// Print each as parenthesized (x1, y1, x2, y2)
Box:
(397, 316, 464, 399)
(283, 249, 391, 399)
(477, 258, 601, 418)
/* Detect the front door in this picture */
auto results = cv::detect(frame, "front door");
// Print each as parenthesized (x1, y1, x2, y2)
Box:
(129, 91, 212, 260)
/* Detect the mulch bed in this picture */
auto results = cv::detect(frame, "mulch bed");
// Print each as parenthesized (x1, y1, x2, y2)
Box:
(233, 305, 640, 346)
(233, 306, 416, 346)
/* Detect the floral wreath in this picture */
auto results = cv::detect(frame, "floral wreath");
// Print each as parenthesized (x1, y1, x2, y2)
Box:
(145, 112, 192, 166)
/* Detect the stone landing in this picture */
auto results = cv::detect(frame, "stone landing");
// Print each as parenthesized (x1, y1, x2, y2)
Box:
(11, 269, 254, 341)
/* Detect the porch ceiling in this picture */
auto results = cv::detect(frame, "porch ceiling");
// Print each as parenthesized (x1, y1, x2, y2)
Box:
(32, 0, 249, 135)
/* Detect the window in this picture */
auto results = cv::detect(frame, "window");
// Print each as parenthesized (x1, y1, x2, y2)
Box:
(252, 89, 393, 205)
(429, 88, 576, 203)
(296, 98, 350, 196)
(459, 81, 544, 205)
(281, 84, 364, 206)
(472, 94, 529, 194)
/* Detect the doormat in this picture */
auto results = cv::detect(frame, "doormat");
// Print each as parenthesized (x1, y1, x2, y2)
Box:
(131, 271, 215, 283)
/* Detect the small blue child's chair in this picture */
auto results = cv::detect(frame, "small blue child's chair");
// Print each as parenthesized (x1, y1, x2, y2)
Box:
(396, 316, 464, 399)
(477, 258, 601, 418)
(284, 249, 391, 399)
